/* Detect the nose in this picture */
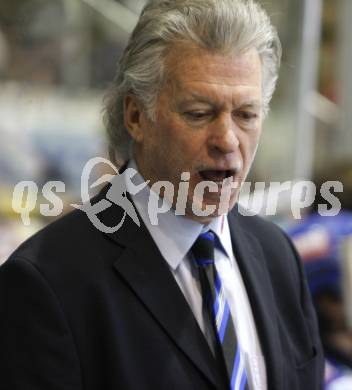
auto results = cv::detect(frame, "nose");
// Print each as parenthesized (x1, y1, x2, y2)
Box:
(207, 114, 239, 157)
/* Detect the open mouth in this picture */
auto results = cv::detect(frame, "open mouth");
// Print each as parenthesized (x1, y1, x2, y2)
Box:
(199, 169, 236, 182)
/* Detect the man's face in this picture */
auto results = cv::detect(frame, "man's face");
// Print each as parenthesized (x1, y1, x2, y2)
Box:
(128, 45, 263, 223)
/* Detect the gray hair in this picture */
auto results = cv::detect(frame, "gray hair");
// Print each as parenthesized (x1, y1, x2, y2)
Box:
(103, 0, 282, 164)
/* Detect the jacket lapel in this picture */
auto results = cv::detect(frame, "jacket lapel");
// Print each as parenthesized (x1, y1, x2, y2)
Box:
(98, 197, 223, 389)
(228, 210, 284, 390)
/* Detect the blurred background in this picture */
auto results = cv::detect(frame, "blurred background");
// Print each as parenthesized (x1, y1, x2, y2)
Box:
(0, 1, 351, 388)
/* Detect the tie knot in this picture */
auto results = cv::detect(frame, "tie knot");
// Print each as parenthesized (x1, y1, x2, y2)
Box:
(191, 231, 215, 268)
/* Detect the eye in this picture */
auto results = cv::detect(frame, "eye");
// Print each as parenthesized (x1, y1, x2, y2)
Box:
(234, 110, 258, 122)
(183, 111, 212, 121)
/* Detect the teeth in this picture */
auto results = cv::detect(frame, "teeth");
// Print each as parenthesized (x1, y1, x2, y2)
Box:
(200, 170, 228, 182)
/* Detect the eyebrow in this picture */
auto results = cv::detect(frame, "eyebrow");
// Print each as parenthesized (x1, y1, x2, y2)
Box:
(178, 93, 262, 110)
(177, 93, 215, 106)
(236, 101, 262, 110)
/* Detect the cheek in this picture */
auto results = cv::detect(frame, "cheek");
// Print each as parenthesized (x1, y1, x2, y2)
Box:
(243, 132, 261, 157)
(149, 125, 188, 174)
(162, 127, 204, 164)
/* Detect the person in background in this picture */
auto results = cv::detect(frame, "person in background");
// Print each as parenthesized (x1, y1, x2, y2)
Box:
(288, 163, 352, 390)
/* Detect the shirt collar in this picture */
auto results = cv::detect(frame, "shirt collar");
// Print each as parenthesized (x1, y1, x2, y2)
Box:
(125, 159, 232, 270)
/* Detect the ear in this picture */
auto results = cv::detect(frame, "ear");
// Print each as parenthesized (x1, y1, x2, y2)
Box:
(124, 94, 145, 143)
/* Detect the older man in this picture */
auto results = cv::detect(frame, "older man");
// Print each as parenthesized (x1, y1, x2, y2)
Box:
(0, 1, 324, 389)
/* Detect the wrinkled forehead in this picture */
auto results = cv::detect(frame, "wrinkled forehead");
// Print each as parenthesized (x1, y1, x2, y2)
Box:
(163, 43, 262, 85)
(159, 44, 262, 105)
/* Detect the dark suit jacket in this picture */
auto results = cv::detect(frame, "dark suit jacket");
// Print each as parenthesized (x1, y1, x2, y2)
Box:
(0, 187, 324, 390)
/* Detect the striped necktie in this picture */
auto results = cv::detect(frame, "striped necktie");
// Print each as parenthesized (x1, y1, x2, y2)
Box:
(191, 231, 249, 390)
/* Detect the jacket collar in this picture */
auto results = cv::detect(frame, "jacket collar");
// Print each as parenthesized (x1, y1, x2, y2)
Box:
(228, 209, 284, 390)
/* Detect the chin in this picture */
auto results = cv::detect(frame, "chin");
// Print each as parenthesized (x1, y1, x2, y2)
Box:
(184, 196, 235, 224)
(184, 211, 218, 224)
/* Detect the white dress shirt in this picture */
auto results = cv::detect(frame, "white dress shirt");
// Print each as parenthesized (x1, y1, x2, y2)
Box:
(126, 160, 267, 390)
